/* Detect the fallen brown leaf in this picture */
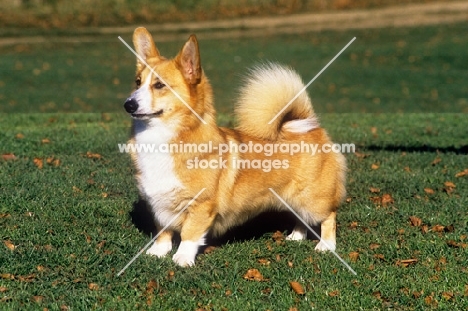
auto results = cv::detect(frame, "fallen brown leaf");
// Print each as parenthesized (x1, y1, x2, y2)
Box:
(369, 243, 380, 250)
(371, 163, 380, 170)
(432, 225, 445, 232)
(446, 240, 467, 248)
(272, 230, 284, 242)
(85, 151, 102, 159)
(33, 158, 43, 169)
(421, 225, 429, 234)
(88, 283, 99, 290)
(328, 290, 340, 297)
(409, 216, 422, 227)
(17, 274, 36, 282)
(146, 279, 158, 294)
(424, 188, 435, 194)
(203, 246, 217, 254)
(41, 138, 51, 144)
(369, 187, 380, 193)
(3, 240, 15, 251)
(258, 259, 271, 266)
(381, 194, 394, 206)
(374, 254, 385, 261)
(1, 274, 14, 280)
(289, 281, 305, 295)
(243, 268, 265, 281)
(354, 152, 369, 159)
(0, 286, 7, 293)
(372, 291, 382, 300)
(396, 258, 418, 267)
(349, 221, 358, 229)
(15, 133, 24, 139)
(442, 291, 454, 301)
(444, 181, 456, 188)
(431, 157, 441, 166)
(349, 251, 359, 262)
(455, 168, 468, 178)
(32, 295, 44, 303)
(2, 153, 17, 161)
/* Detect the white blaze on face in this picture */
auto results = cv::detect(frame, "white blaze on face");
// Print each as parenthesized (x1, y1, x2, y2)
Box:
(130, 71, 153, 115)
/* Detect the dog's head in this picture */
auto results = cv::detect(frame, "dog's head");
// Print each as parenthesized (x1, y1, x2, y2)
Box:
(124, 28, 209, 127)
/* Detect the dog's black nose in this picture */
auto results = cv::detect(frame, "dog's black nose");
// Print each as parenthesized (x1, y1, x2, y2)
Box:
(124, 98, 138, 114)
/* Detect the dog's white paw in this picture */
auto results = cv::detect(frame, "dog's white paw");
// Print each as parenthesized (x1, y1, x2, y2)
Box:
(172, 253, 195, 267)
(146, 241, 172, 257)
(172, 241, 199, 267)
(315, 239, 336, 252)
(286, 230, 307, 241)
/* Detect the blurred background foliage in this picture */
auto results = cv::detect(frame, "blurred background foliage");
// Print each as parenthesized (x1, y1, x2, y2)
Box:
(0, 0, 459, 28)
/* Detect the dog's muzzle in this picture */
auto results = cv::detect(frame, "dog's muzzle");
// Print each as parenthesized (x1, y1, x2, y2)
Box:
(124, 98, 138, 114)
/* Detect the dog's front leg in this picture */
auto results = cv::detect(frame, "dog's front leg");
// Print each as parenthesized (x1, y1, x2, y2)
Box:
(172, 201, 216, 267)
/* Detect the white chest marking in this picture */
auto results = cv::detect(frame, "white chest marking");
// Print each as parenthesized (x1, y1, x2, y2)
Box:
(134, 119, 184, 226)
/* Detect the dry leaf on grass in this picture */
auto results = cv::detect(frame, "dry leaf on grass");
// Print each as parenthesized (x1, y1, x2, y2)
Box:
(409, 216, 422, 227)
(432, 225, 445, 232)
(203, 246, 217, 254)
(32, 295, 44, 303)
(431, 157, 441, 166)
(0, 286, 7, 293)
(349, 251, 359, 262)
(2, 153, 17, 161)
(15, 133, 24, 139)
(328, 290, 340, 297)
(258, 259, 271, 266)
(369, 243, 380, 250)
(354, 151, 369, 159)
(424, 188, 435, 194)
(85, 151, 102, 159)
(243, 268, 265, 281)
(455, 169, 468, 178)
(41, 138, 51, 144)
(33, 158, 43, 169)
(381, 194, 394, 206)
(88, 283, 99, 290)
(371, 163, 380, 170)
(272, 230, 284, 242)
(3, 240, 15, 251)
(396, 258, 418, 267)
(369, 187, 380, 193)
(289, 281, 305, 295)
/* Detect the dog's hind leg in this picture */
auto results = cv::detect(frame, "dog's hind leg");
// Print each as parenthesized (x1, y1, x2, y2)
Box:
(314, 211, 336, 252)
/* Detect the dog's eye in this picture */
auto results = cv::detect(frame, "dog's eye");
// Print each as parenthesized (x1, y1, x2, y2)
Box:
(135, 77, 141, 87)
(153, 82, 165, 89)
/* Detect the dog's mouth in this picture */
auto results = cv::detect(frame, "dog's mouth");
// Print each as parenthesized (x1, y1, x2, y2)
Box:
(131, 110, 164, 119)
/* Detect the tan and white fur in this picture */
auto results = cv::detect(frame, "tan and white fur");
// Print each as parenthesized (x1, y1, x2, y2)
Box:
(123, 27, 346, 266)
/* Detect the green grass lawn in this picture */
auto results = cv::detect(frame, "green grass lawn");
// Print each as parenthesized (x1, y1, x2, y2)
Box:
(1, 23, 468, 309)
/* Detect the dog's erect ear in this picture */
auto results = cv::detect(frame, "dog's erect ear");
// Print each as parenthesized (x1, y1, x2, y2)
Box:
(133, 27, 160, 65)
(176, 35, 201, 85)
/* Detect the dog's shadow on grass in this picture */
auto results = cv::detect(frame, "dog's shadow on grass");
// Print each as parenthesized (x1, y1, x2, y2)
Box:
(129, 199, 321, 250)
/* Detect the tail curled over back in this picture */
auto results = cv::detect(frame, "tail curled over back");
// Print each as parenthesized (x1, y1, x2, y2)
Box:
(235, 63, 319, 141)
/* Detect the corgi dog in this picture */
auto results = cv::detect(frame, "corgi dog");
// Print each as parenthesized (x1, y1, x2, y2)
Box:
(123, 27, 346, 267)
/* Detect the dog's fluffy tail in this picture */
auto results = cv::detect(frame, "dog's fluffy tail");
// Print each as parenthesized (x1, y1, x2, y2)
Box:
(235, 62, 318, 141)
